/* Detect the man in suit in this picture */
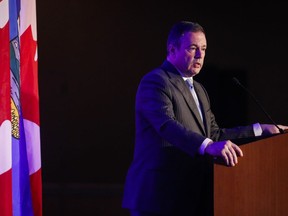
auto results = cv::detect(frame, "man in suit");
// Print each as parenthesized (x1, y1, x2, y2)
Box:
(122, 21, 288, 216)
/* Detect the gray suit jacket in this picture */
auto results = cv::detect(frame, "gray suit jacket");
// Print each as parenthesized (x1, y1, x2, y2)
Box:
(122, 60, 255, 215)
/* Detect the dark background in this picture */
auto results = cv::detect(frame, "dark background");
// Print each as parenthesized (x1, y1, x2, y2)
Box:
(36, 1, 288, 215)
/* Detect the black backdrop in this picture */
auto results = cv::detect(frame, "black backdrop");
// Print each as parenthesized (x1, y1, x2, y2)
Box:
(36, 1, 288, 215)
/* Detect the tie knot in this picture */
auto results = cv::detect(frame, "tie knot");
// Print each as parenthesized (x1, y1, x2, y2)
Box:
(186, 78, 193, 88)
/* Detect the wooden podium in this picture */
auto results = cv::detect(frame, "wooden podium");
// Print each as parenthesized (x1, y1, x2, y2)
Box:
(213, 132, 288, 216)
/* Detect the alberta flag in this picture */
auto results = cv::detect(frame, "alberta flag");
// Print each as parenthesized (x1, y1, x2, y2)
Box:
(0, 0, 42, 215)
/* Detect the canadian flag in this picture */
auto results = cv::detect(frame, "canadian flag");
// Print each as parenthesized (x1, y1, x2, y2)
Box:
(0, 0, 42, 215)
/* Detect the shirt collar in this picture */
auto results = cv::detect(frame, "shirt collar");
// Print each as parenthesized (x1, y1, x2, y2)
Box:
(182, 76, 193, 86)
(172, 64, 194, 83)
(166, 60, 194, 83)
(182, 76, 193, 81)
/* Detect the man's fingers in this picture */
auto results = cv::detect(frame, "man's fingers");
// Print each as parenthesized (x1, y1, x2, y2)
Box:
(221, 147, 234, 166)
(233, 144, 243, 157)
(222, 143, 243, 166)
(221, 151, 229, 166)
(228, 150, 236, 166)
(228, 145, 238, 165)
(230, 144, 243, 157)
(206, 140, 243, 166)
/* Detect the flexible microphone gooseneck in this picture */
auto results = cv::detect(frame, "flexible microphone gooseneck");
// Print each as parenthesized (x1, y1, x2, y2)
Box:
(232, 77, 284, 134)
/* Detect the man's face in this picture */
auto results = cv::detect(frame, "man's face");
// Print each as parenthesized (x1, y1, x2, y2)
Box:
(172, 31, 207, 77)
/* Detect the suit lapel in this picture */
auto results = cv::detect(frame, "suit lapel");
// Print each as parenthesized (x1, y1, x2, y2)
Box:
(193, 83, 209, 135)
(161, 60, 206, 135)
(167, 75, 205, 136)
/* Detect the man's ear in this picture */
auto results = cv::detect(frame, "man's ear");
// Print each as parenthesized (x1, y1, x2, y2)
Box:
(168, 44, 176, 56)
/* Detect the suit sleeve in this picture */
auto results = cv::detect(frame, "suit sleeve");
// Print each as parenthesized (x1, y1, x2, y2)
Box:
(197, 82, 255, 141)
(136, 70, 207, 157)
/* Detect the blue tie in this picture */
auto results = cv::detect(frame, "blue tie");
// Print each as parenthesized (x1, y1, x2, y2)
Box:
(186, 78, 203, 121)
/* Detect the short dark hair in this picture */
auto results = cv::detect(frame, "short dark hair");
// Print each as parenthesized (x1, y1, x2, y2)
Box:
(167, 21, 205, 51)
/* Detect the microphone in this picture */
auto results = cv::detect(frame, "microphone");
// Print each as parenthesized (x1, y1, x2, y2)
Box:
(232, 77, 284, 134)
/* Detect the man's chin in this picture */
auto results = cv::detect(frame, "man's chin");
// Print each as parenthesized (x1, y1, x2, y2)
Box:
(191, 70, 201, 76)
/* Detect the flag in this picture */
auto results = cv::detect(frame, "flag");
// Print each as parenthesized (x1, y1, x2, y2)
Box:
(0, 0, 13, 215)
(0, 0, 42, 215)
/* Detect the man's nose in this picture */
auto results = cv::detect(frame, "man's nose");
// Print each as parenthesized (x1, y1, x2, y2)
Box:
(195, 49, 202, 58)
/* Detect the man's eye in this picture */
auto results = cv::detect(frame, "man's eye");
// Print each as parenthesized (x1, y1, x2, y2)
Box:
(188, 47, 196, 51)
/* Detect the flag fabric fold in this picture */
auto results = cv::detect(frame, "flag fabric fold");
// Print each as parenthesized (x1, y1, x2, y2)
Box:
(0, 0, 42, 215)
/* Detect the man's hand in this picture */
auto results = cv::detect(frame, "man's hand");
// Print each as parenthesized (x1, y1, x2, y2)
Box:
(261, 124, 288, 135)
(205, 140, 243, 167)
